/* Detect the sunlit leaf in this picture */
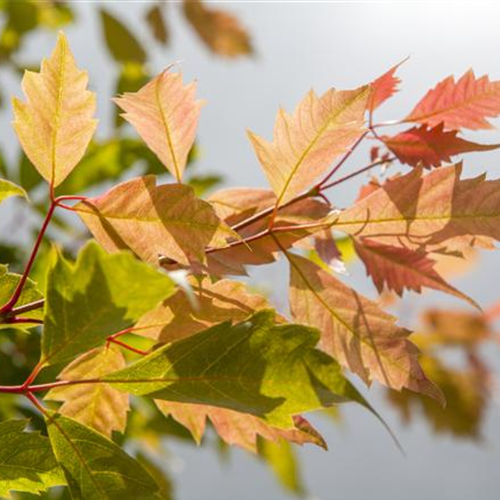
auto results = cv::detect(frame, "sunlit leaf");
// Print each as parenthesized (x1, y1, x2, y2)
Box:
(45, 345, 129, 437)
(405, 70, 500, 130)
(0, 419, 65, 498)
(382, 123, 499, 168)
(248, 86, 369, 206)
(46, 413, 165, 499)
(288, 253, 442, 400)
(12, 32, 97, 187)
(0, 179, 27, 204)
(368, 58, 407, 113)
(114, 69, 203, 181)
(41, 241, 176, 367)
(75, 176, 234, 266)
(105, 310, 368, 428)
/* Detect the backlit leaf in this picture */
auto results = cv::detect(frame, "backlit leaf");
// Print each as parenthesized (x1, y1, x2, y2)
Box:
(75, 176, 234, 266)
(104, 310, 368, 428)
(367, 58, 406, 113)
(354, 237, 478, 307)
(114, 70, 203, 181)
(288, 253, 442, 400)
(12, 32, 97, 187)
(41, 241, 176, 367)
(404, 70, 500, 130)
(183, 0, 252, 58)
(336, 164, 500, 252)
(248, 86, 369, 206)
(382, 123, 499, 168)
(135, 278, 274, 343)
(156, 402, 326, 453)
(45, 345, 129, 437)
(46, 413, 164, 499)
(0, 419, 64, 498)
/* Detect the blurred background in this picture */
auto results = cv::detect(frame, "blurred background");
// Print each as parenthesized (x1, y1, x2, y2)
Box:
(1, 1, 500, 499)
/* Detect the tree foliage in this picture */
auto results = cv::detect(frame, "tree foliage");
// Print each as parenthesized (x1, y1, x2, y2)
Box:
(0, 8, 499, 499)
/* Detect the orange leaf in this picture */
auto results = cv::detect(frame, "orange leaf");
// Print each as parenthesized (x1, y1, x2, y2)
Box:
(368, 58, 407, 113)
(288, 253, 442, 400)
(248, 86, 369, 206)
(404, 70, 500, 130)
(183, 0, 252, 58)
(156, 401, 326, 452)
(13, 32, 97, 187)
(75, 176, 234, 266)
(354, 238, 478, 308)
(114, 69, 203, 181)
(382, 123, 499, 168)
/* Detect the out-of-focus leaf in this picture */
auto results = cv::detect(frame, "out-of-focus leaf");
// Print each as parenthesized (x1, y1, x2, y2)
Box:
(258, 438, 305, 496)
(387, 354, 489, 439)
(248, 86, 369, 206)
(13, 32, 97, 187)
(183, 0, 252, 58)
(114, 69, 203, 181)
(99, 9, 146, 64)
(187, 174, 222, 197)
(45, 345, 130, 437)
(0, 179, 27, 204)
(46, 413, 165, 499)
(145, 3, 169, 45)
(136, 454, 173, 500)
(38, 1, 75, 29)
(41, 241, 176, 367)
(0, 419, 65, 498)
(105, 310, 369, 429)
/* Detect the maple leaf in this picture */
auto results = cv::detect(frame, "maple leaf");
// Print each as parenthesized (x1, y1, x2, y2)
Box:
(336, 164, 500, 253)
(354, 237, 478, 307)
(76, 176, 235, 266)
(183, 0, 252, 58)
(0, 420, 65, 498)
(12, 32, 97, 187)
(367, 58, 407, 113)
(287, 253, 442, 400)
(382, 123, 499, 168)
(248, 86, 370, 206)
(156, 401, 326, 453)
(45, 345, 130, 438)
(105, 311, 368, 428)
(114, 69, 203, 182)
(404, 70, 500, 130)
(135, 278, 276, 343)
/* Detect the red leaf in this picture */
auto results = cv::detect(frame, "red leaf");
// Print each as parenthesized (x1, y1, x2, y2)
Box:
(354, 238, 478, 308)
(368, 58, 408, 113)
(382, 123, 499, 168)
(405, 70, 500, 130)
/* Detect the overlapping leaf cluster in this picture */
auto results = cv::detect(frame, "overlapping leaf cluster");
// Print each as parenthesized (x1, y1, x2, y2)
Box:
(1, 32, 500, 499)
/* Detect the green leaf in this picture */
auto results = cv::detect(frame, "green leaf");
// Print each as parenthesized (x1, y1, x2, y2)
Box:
(105, 310, 367, 428)
(0, 265, 43, 329)
(99, 9, 146, 64)
(0, 178, 27, 204)
(0, 419, 65, 498)
(41, 241, 176, 367)
(46, 413, 164, 499)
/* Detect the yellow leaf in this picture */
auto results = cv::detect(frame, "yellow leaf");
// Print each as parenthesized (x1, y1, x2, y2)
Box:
(13, 32, 97, 187)
(114, 69, 203, 182)
(45, 345, 129, 437)
(248, 86, 369, 206)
